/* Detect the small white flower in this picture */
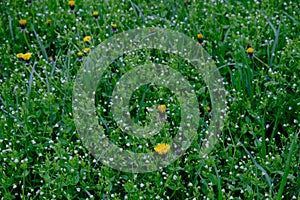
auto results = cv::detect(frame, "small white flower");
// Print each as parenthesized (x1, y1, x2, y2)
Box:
(173, 175, 177, 180)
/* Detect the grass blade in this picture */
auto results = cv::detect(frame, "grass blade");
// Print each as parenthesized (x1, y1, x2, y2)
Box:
(8, 15, 15, 45)
(275, 131, 299, 200)
(26, 62, 36, 110)
(266, 20, 280, 67)
(31, 24, 48, 61)
(213, 163, 223, 200)
(282, 11, 299, 25)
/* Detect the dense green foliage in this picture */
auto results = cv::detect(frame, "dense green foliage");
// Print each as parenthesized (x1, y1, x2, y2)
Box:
(0, 0, 299, 199)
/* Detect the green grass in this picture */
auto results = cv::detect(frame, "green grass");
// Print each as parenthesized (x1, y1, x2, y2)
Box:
(0, 0, 299, 199)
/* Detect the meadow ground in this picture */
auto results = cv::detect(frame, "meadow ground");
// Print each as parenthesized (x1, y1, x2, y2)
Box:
(0, 0, 299, 199)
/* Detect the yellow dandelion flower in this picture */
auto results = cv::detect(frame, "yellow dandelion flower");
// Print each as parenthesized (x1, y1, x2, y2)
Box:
(17, 53, 24, 59)
(197, 34, 203, 39)
(19, 19, 27, 29)
(46, 19, 51, 25)
(93, 11, 99, 17)
(19, 19, 27, 26)
(83, 48, 90, 53)
(154, 143, 170, 155)
(246, 47, 254, 54)
(77, 51, 83, 56)
(111, 24, 117, 32)
(68, 0, 75, 6)
(158, 104, 166, 113)
(84, 36, 91, 43)
(205, 106, 211, 111)
(68, 0, 75, 10)
(246, 45, 254, 58)
(22, 53, 32, 61)
(197, 33, 203, 44)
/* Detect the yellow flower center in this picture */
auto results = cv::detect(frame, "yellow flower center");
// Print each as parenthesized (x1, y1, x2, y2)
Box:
(154, 143, 170, 155)
(205, 106, 211, 111)
(93, 11, 99, 17)
(23, 53, 32, 61)
(157, 104, 166, 113)
(68, 1, 75, 6)
(77, 51, 83, 56)
(111, 23, 117, 29)
(47, 19, 51, 25)
(17, 53, 32, 60)
(84, 48, 90, 53)
(246, 47, 254, 54)
(19, 19, 27, 26)
(197, 34, 203, 39)
(84, 36, 91, 43)
(17, 53, 24, 59)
